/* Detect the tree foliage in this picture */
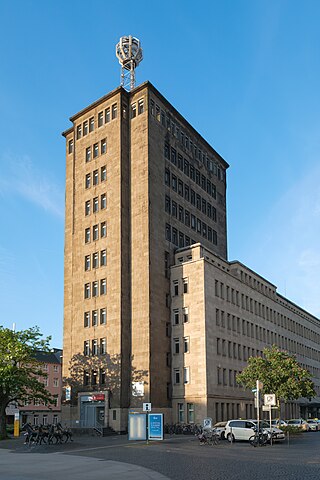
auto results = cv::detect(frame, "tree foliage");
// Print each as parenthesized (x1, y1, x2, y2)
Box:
(0, 326, 53, 439)
(236, 345, 316, 403)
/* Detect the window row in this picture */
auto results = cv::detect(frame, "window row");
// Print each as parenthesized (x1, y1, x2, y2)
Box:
(85, 138, 107, 162)
(85, 166, 107, 189)
(85, 222, 107, 243)
(85, 250, 107, 271)
(165, 220, 217, 247)
(42, 377, 59, 387)
(165, 146, 220, 199)
(173, 336, 190, 354)
(214, 282, 320, 344)
(24, 397, 59, 408)
(173, 366, 190, 384)
(98, 103, 118, 127)
(84, 308, 106, 327)
(83, 368, 107, 386)
(172, 278, 189, 296)
(42, 364, 59, 372)
(216, 337, 263, 361)
(172, 307, 189, 324)
(84, 337, 107, 356)
(165, 165, 218, 205)
(130, 99, 144, 118)
(85, 193, 106, 215)
(165, 194, 216, 226)
(84, 279, 107, 299)
(217, 367, 242, 388)
(177, 402, 195, 423)
(150, 99, 225, 182)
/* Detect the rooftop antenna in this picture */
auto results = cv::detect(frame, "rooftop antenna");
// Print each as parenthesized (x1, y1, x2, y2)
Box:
(116, 35, 143, 91)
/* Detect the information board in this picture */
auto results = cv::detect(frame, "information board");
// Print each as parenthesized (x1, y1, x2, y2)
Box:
(148, 413, 164, 440)
(128, 413, 147, 440)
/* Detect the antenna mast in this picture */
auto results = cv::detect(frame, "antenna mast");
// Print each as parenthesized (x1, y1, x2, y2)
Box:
(116, 35, 143, 91)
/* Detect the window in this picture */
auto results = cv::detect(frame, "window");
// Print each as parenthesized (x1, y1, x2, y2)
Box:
(85, 255, 91, 271)
(43, 378, 48, 387)
(100, 337, 106, 354)
(185, 210, 190, 227)
(172, 175, 177, 192)
(85, 173, 91, 189)
(84, 371, 89, 385)
(173, 280, 178, 296)
(33, 416, 39, 426)
(93, 197, 99, 213)
(101, 249, 107, 266)
(178, 402, 184, 422)
(183, 367, 190, 384)
(105, 107, 110, 123)
(101, 138, 107, 154)
(183, 278, 189, 293)
(165, 223, 171, 241)
(93, 143, 99, 158)
(174, 369, 181, 384)
(187, 403, 194, 423)
(101, 193, 107, 209)
(84, 283, 90, 299)
(53, 365, 58, 372)
(100, 308, 106, 325)
(100, 278, 107, 295)
(92, 339, 98, 356)
(93, 169, 98, 185)
(150, 99, 155, 115)
(77, 125, 82, 139)
(172, 228, 178, 246)
(93, 224, 99, 240)
(89, 116, 94, 132)
(85, 146, 91, 162)
(101, 166, 106, 181)
(53, 378, 59, 387)
(43, 415, 48, 426)
(183, 307, 189, 323)
(93, 252, 99, 268)
(173, 338, 180, 354)
(101, 222, 107, 237)
(184, 337, 190, 353)
(92, 310, 98, 326)
(98, 111, 103, 127)
(85, 227, 91, 243)
(131, 103, 137, 118)
(85, 200, 91, 216)
(68, 139, 74, 154)
(84, 340, 90, 356)
(84, 312, 90, 328)
(172, 201, 177, 218)
(173, 309, 179, 325)
(165, 195, 171, 214)
(138, 99, 144, 114)
(83, 120, 88, 136)
(112, 103, 117, 119)
(165, 168, 170, 186)
(92, 281, 98, 297)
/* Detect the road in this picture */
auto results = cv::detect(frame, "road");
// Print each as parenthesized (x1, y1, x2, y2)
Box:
(1, 432, 320, 480)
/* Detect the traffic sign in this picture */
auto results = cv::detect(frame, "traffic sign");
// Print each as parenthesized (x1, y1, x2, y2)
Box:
(143, 402, 152, 412)
(264, 394, 276, 406)
(203, 418, 212, 429)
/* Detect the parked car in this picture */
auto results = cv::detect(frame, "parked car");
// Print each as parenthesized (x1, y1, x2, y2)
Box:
(306, 419, 319, 431)
(287, 419, 309, 431)
(224, 419, 285, 442)
(213, 421, 227, 439)
(271, 419, 288, 428)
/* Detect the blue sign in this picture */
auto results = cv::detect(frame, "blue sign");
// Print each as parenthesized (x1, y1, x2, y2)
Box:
(148, 413, 163, 440)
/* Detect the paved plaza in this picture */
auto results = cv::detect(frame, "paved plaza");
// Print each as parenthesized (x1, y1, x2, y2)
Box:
(1, 432, 320, 480)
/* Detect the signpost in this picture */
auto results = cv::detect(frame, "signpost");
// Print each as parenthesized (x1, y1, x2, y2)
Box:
(255, 380, 263, 432)
(203, 418, 212, 430)
(263, 393, 277, 446)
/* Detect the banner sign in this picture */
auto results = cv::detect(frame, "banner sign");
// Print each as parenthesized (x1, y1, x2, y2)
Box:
(148, 413, 163, 440)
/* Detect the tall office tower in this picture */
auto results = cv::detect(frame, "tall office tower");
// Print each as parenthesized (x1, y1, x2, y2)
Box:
(62, 81, 229, 431)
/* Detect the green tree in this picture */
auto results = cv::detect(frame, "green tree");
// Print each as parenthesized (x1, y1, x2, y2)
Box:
(236, 345, 316, 415)
(0, 326, 53, 439)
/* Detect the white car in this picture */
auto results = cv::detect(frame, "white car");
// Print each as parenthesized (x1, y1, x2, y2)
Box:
(271, 419, 288, 427)
(224, 419, 285, 442)
(213, 421, 227, 439)
(306, 420, 318, 431)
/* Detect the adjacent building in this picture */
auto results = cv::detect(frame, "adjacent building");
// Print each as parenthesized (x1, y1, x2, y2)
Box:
(62, 81, 320, 431)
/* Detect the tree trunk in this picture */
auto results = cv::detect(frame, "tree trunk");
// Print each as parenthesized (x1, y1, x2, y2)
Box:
(0, 402, 8, 440)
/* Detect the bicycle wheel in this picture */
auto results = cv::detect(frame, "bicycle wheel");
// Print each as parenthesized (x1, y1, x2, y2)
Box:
(249, 435, 258, 447)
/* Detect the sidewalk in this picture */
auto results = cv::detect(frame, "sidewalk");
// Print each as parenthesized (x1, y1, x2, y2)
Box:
(0, 435, 171, 480)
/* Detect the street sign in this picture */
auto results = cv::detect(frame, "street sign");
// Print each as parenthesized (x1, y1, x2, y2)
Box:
(203, 418, 212, 429)
(264, 394, 276, 406)
(143, 402, 152, 412)
(262, 405, 271, 411)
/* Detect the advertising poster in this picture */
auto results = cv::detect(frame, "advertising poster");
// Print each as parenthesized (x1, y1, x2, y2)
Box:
(148, 413, 163, 440)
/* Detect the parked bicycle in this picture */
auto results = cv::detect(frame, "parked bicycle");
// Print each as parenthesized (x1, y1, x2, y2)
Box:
(197, 428, 220, 446)
(249, 428, 274, 447)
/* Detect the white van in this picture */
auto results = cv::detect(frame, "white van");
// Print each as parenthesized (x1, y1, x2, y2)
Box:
(224, 419, 285, 442)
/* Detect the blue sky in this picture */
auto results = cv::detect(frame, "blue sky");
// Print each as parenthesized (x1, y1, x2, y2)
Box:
(0, 0, 319, 347)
